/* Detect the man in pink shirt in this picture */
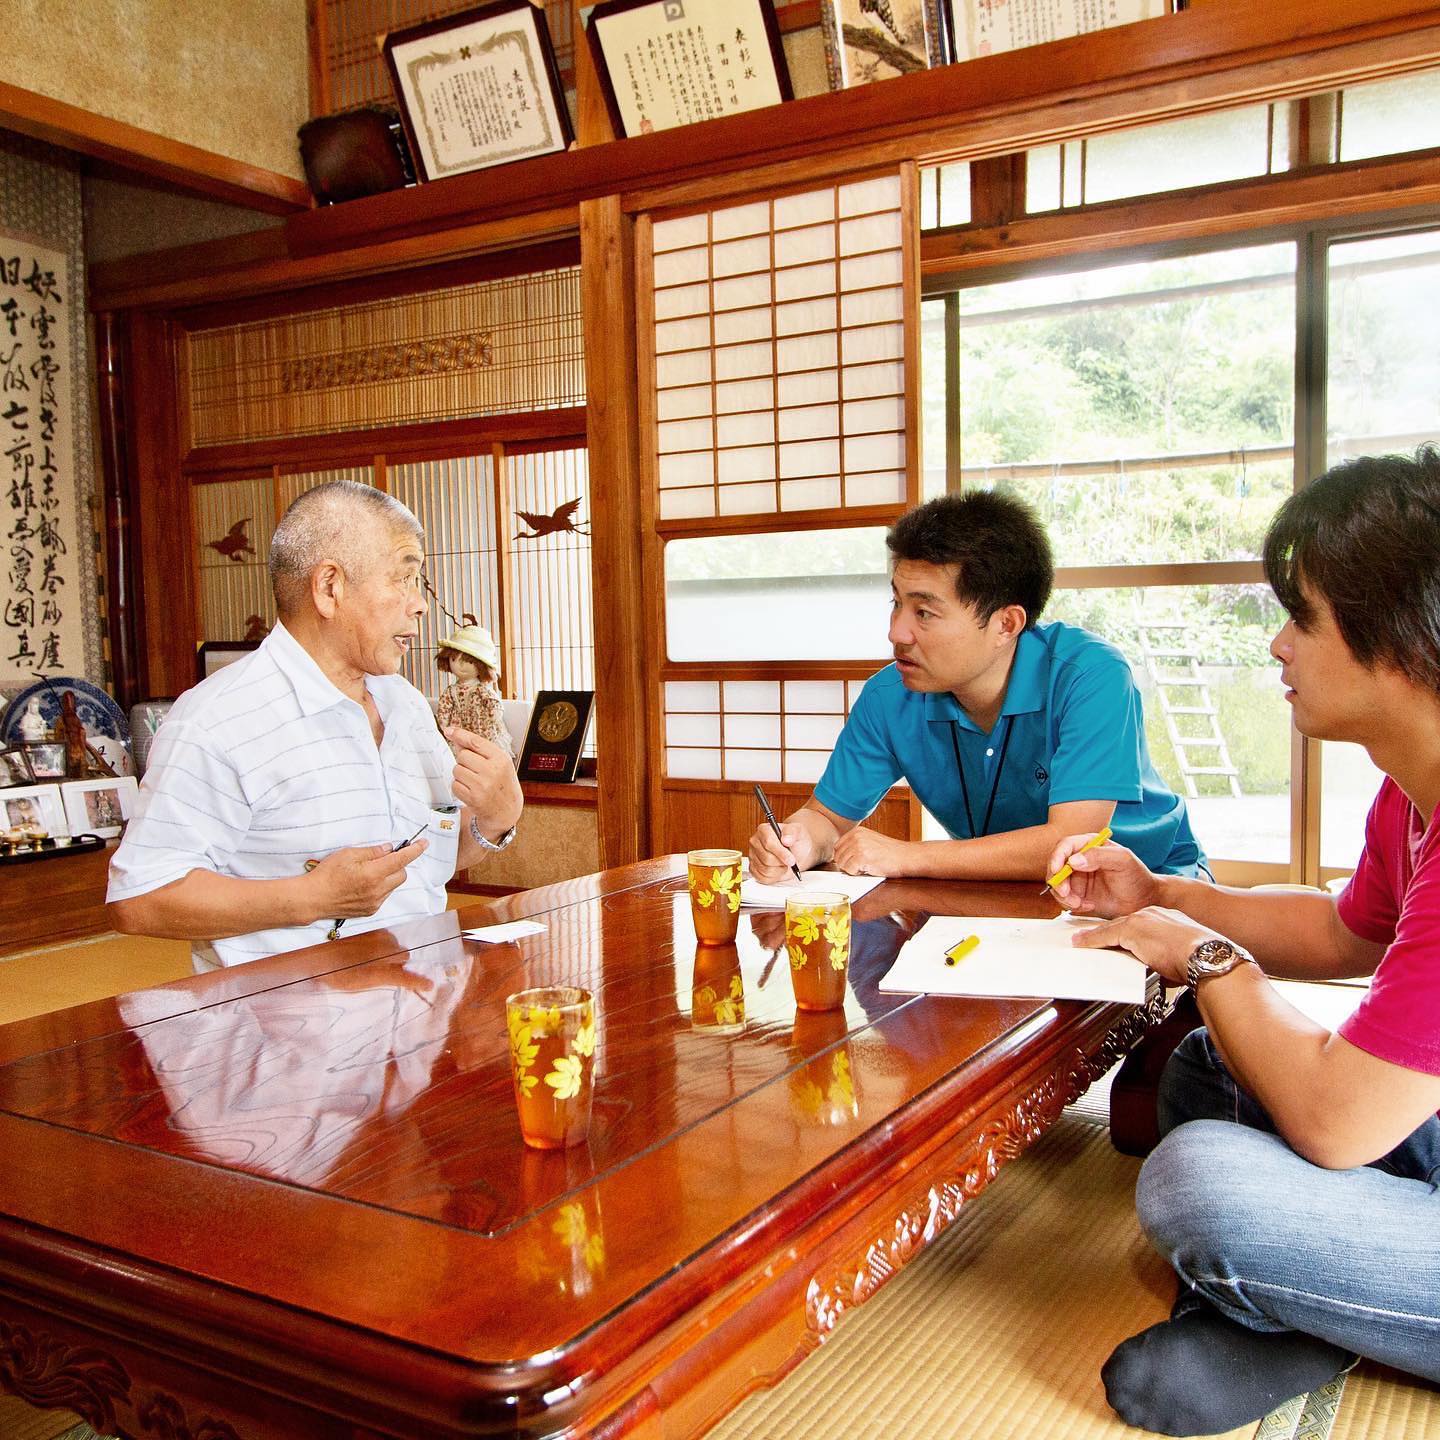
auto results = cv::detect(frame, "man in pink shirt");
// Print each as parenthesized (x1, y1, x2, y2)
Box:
(1047, 446, 1440, 1435)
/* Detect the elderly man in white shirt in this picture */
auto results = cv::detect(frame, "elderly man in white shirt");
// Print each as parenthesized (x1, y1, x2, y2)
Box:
(108, 480, 523, 971)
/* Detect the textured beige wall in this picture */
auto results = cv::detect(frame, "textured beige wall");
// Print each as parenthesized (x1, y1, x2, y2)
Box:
(84, 173, 281, 264)
(5, 0, 308, 180)
(467, 804, 600, 891)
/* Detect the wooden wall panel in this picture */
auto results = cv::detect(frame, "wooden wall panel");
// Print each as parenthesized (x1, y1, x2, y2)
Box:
(659, 782, 910, 858)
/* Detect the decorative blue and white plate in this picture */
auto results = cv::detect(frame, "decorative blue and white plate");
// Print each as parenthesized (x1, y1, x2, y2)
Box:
(1, 677, 130, 747)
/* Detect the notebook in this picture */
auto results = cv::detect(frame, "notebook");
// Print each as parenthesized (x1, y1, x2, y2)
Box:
(739, 869, 887, 908)
(878, 914, 1147, 1003)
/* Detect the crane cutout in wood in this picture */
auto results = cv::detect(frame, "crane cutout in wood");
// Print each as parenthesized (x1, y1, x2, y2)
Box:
(207, 518, 257, 562)
(514, 498, 589, 540)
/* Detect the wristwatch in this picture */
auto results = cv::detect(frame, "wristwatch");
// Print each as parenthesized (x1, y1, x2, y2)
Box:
(469, 817, 517, 852)
(1186, 937, 1256, 990)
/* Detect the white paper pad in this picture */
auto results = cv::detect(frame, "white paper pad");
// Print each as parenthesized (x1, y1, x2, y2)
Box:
(462, 920, 548, 943)
(740, 870, 886, 909)
(878, 915, 1146, 1003)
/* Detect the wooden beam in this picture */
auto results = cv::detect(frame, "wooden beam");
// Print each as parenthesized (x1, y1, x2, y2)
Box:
(0, 79, 311, 215)
(581, 195, 651, 868)
(285, 1, 1440, 256)
(88, 208, 581, 313)
(182, 409, 588, 477)
(920, 148, 1440, 276)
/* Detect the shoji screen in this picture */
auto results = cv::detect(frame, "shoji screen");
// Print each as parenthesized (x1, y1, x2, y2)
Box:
(650, 173, 909, 522)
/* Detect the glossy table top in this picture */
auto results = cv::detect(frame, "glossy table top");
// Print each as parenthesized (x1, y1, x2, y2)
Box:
(0, 858, 1129, 1436)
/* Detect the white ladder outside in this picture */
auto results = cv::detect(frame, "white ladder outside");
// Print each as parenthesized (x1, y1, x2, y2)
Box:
(1136, 620, 1242, 799)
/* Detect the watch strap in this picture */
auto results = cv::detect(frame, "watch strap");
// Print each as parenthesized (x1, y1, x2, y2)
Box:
(469, 817, 516, 852)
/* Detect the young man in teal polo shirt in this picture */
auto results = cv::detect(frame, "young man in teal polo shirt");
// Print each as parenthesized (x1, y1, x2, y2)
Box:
(748, 491, 1204, 883)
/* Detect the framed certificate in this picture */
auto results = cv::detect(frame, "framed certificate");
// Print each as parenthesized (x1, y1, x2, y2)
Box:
(944, 0, 1171, 63)
(384, 0, 573, 182)
(586, 0, 791, 139)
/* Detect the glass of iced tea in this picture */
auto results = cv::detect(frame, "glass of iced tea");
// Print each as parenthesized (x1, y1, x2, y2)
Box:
(691, 942, 746, 1033)
(506, 986, 595, 1149)
(785, 892, 851, 1011)
(687, 848, 743, 945)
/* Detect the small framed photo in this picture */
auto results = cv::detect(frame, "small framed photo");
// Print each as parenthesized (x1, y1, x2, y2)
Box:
(586, 0, 791, 138)
(196, 640, 261, 683)
(61, 776, 139, 839)
(1, 746, 35, 787)
(1, 785, 68, 839)
(24, 741, 67, 780)
(820, 0, 944, 89)
(384, 0, 573, 183)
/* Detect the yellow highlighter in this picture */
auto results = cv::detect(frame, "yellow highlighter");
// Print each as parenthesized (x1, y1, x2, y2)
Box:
(1042, 825, 1113, 895)
(945, 935, 980, 967)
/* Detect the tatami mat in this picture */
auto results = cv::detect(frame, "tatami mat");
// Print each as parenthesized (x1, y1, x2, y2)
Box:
(0, 931, 192, 1027)
(1, 952, 1437, 1439)
(710, 1108, 1440, 1440)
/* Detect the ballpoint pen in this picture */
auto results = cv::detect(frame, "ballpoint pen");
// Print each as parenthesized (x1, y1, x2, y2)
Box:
(319, 823, 430, 941)
(752, 782, 803, 884)
(1041, 825, 1114, 896)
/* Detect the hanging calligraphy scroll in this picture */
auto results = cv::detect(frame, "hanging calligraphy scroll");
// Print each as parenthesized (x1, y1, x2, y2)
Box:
(1, 232, 83, 680)
(586, 0, 792, 138)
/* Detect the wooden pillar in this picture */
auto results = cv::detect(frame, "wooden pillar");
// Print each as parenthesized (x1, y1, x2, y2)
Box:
(94, 311, 141, 708)
(582, 194, 650, 868)
(124, 311, 197, 699)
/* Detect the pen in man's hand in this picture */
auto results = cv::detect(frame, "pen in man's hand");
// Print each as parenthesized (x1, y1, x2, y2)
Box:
(1041, 825, 1114, 896)
(320, 824, 430, 942)
(753, 783, 803, 884)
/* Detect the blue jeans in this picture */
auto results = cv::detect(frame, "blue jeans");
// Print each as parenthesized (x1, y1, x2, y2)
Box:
(1138, 1028, 1440, 1381)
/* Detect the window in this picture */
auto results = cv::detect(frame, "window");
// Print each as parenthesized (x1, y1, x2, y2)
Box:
(1319, 225, 1440, 872)
(1027, 103, 1289, 213)
(929, 240, 1299, 872)
(665, 528, 891, 662)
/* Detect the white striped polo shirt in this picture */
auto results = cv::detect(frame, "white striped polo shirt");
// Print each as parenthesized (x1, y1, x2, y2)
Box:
(108, 621, 461, 969)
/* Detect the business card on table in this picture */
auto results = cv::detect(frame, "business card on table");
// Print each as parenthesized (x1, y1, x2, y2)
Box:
(462, 920, 548, 943)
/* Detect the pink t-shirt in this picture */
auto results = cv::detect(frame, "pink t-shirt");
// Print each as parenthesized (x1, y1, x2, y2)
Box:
(1337, 778, 1440, 1076)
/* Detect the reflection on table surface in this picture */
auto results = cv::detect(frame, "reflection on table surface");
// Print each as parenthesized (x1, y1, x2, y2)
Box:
(0, 865, 1066, 1238)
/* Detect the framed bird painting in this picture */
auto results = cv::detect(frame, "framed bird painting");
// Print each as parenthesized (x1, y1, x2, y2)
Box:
(820, 0, 945, 89)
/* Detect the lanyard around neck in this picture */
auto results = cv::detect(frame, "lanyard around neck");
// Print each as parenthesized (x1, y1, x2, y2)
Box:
(948, 714, 1016, 840)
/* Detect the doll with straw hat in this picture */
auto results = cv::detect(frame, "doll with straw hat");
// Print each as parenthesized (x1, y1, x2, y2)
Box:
(436, 616, 513, 760)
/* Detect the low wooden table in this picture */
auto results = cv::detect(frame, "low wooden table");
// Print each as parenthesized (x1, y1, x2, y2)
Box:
(0, 858, 1162, 1440)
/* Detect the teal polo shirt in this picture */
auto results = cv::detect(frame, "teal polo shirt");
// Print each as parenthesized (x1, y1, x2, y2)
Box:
(814, 620, 1204, 876)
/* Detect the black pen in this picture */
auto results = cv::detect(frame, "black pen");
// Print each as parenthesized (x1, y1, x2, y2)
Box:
(326, 823, 429, 941)
(752, 783, 803, 884)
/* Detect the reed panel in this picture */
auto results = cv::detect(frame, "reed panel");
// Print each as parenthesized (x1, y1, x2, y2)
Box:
(194, 476, 276, 643)
(188, 268, 584, 448)
(506, 446, 595, 753)
(389, 452, 502, 697)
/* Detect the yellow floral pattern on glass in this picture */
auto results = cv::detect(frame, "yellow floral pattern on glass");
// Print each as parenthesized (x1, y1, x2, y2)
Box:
(508, 996, 594, 1113)
(790, 910, 820, 946)
(546, 1054, 584, 1100)
(824, 911, 851, 970)
(508, 1012, 540, 1097)
(709, 864, 742, 914)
